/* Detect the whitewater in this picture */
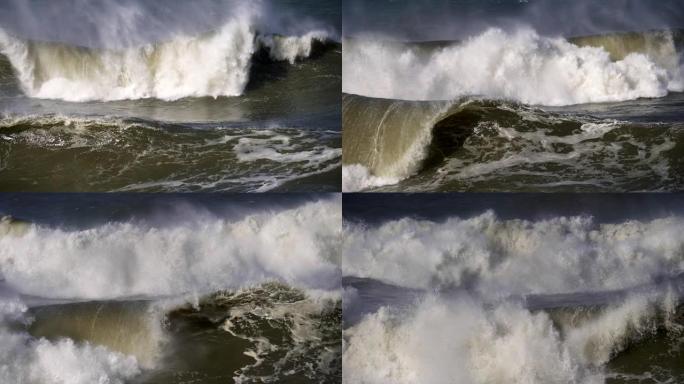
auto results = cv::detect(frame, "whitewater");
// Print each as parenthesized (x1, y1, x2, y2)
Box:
(0, 197, 341, 383)
(343, 28, 684, 106)
(0, 6, 331, 102)
(342, 212, 684, 383)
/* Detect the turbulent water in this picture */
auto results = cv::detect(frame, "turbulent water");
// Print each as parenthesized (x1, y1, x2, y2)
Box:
(342, 211, 684, 384)
(0, 196, 342, 383)
(342, 29, 684, 192)
(0, 0, 341, 192)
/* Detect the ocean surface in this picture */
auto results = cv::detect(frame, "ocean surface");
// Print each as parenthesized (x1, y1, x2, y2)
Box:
(343, 194, 684, 384)
(0, 0, 341, 192)
(0, 193, 342, 383)
(342, 27, 684, 192)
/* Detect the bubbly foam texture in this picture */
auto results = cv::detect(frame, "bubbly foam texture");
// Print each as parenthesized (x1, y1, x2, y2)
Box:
(0, 297, 140, 384)
(342, 164, 400, 192)
(343, 212, 684, 296)
(258, 30, 329, 64)
(0, 6, 329, 101)
(0, 198, 341, 299)
(343, 293, 676, 384)
(233, 130, 341, 165)
(218, 285, 341, 383)
(435, 119, 677, 190)
(343, 28, 684, 105)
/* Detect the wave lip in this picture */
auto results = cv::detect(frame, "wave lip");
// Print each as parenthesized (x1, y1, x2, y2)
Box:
(341, 93, 684, 192)
(343, 28, 684, 106)
(0, 12, 332, 101)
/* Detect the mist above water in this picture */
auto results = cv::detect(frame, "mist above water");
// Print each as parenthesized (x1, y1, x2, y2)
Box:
(343, 0, 684, 41)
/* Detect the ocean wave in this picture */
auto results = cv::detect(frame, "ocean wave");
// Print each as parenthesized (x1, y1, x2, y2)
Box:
(0, 197, 342, 383)
(0, 294, 141, 384)
(0, 198, 341, 299)
(341, 94, 683, 192)
(0, 6, 332, 102)
(343, 212, 684, 296)
(343, 292, 681, 384)
(0, 281, 341, 384)
(342, 28, 684, 106)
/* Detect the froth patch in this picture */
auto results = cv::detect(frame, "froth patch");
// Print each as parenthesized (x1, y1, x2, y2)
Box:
(342, 164, 400, 192)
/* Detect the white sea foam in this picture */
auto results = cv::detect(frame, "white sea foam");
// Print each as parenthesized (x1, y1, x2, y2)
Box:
(233, 131, 341, 164)
(343, 293, 675, 384)
(258, 30, 329, 64)
(342, 164, 400, 192)
(0, 198, 341, 299)
(343, 28, 684, 106)
(343, 212, 684, 296)
(0, 6, 329, 102)
(0, 295, 141, 384)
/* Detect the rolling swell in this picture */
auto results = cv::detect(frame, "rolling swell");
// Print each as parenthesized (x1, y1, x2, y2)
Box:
(0, 114, 341, 192)
(342, 93, 684, 192)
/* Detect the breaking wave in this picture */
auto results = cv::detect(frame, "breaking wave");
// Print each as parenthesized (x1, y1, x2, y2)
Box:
(343, 292, 682, 384)
(343, 212, 684, 294)
(341, 94, 684, 192)
(0, 198, 341, 383)
(0, 7, 333, 101)
(342, 212, 684, 383)
(343, 28, 684, 106)
(0, 198, 341, 299)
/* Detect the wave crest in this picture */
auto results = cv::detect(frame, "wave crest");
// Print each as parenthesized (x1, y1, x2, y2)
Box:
(342, 28, 684, 105)
(0, 14, 330, 101)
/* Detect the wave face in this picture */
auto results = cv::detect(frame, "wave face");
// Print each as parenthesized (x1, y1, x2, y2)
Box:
(342, 213, 684, 383)
(0, 115, 341, 192)
(343, 28, 684, 105)
(341, 93, 684, 192)
(0, 5, 331, 101)
(0, 198, 341, 383)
